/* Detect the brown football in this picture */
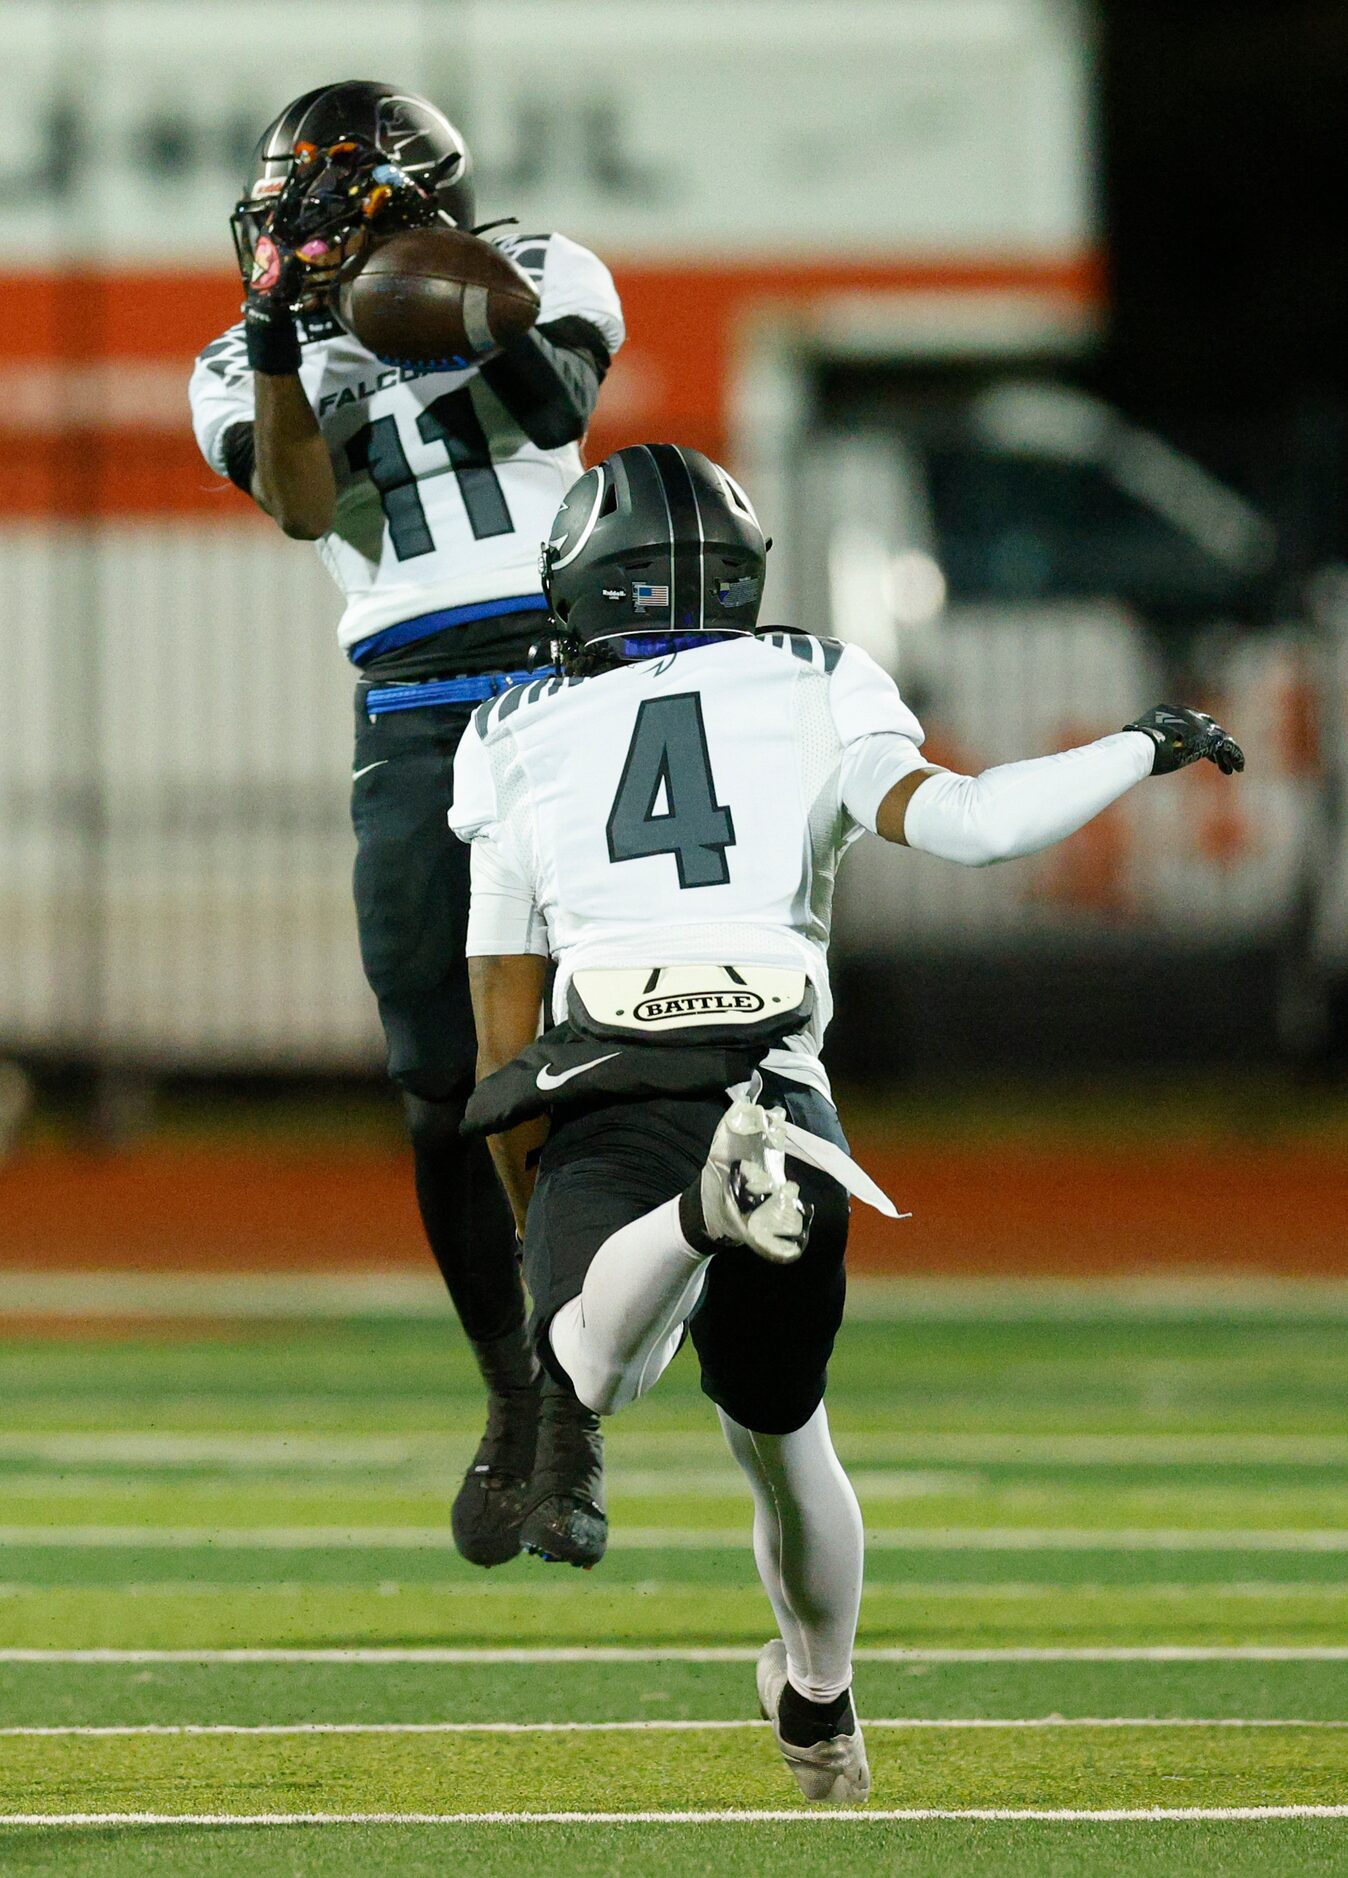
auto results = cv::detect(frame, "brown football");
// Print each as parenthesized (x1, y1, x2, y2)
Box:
(337, 227, 540, 368)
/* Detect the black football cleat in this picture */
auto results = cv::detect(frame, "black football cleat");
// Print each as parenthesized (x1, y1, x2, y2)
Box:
(519, 1374, 607, 1568)
(451, 1323, 542, 1569)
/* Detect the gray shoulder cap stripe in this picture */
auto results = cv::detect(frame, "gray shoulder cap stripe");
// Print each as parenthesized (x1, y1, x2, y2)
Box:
(819, 638, 845, 673)
(494, 683, 530, 727)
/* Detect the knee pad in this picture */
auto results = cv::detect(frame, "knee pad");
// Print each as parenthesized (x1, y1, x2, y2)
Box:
(403, 1089, 471, 1149)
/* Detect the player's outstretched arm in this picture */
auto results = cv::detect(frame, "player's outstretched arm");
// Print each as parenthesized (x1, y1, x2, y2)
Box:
(468, 953, 550, 1235)
(874, 705, 1244, 863)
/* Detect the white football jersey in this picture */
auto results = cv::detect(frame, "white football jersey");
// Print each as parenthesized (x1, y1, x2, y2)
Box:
(450, 633, 928, 1093)
(188, 231, 625, 662)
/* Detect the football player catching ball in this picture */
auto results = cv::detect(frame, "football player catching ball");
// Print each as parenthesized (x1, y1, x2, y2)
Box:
(189, 81, 625, 1571)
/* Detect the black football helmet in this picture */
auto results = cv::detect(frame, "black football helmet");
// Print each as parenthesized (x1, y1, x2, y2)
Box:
(543, 444, 768, 674)
(231, 80, 475, 286)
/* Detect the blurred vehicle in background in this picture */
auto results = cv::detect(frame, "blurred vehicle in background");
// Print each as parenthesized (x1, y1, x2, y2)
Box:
(802, 379, 1316, 928)
(795, 376, 1332, 1068)
(813, 378, 1276, 660)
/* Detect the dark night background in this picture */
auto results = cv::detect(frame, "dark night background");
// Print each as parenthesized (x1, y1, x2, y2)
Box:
(1099, 0, 1348, 583)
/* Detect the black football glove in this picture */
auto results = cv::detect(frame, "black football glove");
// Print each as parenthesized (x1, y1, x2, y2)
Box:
(269, 136, 438, 278)
(1123, 705, 1245, 777)
(242, 137, 441, 375)
(242, 210, 307, 376)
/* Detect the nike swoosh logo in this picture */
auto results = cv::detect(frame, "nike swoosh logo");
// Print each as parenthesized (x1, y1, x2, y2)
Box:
(535, 1053, 621, 1092)
(352, 761, 388, 781)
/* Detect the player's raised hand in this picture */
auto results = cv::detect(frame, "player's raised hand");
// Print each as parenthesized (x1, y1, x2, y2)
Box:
(245, 143, 376, 309)
(1123, 705, 1245, 776)
(242, 143, 374, 372)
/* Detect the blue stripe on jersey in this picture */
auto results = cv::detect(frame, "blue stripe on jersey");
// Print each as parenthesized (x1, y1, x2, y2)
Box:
(349, 594, 549, 666)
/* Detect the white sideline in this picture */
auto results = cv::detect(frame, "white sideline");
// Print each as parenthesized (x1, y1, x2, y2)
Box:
(2, 1717, 1345, 1737)
(8, 1269, 1348, 1321)
(4, 1807, 1348, 1826)
(5, 1645, 1348, 1664)
(6, 1524, 1348, 1551)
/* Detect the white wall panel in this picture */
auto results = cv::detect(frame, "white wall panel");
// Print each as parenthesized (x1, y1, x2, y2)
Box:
(0, 0, 1094, 263)
(0, 522, 382, 1066)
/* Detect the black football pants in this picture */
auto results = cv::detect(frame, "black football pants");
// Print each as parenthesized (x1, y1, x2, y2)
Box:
(350, 684, 521, 1345)
(525, 1072, 852, 1435)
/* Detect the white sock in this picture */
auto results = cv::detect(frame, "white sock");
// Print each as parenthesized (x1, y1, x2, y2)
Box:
(718, 1402, 863, 1704)
(548, 1197, 709, 1416)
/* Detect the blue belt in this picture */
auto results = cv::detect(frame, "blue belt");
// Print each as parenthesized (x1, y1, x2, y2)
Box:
(365, 668, 552, 716)
(351, 593, 549, 666)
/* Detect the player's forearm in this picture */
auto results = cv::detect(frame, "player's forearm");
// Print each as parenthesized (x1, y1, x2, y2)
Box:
(251, 372, 336, 539)
(468, 950, 550, 1230)
(486, 1117, 548, 1238)
(478, 317, 609, 449)
(899, 732, 1155, 867)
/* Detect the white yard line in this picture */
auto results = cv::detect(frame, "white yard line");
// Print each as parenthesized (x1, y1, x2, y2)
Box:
(4, 1806, 1348, 1825)
(2, 1718, 1345, 1738)
(6, 1645, 1348, 1664)
(0, 1471, 984, 1501)
(4, 1524, 1348, 1551)
(841, 1434, 1348, 1465)
(4, 1430, 1348, 1464)
(0, 1435, 428, 1467)
(0, 1581, 1333, 1604)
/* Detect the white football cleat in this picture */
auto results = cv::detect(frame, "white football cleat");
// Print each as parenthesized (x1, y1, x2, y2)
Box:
(699, 1101, 811, 1264)
(756, 1639, 870, 1805)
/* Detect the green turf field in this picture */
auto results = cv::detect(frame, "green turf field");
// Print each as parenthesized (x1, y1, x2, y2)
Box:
(3, 1279, 1347, 1875)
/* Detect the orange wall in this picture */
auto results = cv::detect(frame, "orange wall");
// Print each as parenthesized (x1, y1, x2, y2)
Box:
(0, 255, 1102, 518)
(2, 1132, 1342, 1276)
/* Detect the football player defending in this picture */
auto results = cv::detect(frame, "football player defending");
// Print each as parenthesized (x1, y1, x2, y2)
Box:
(450, 443, 1245, 1803)
(189, 82, 625, 1569)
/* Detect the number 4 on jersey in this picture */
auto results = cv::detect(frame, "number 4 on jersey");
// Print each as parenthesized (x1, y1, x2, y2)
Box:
(607, 694, 736, 889)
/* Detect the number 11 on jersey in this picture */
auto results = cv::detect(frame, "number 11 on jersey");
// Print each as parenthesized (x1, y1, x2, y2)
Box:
(606, 693, 736, 889)
(346, 388, 514, 561)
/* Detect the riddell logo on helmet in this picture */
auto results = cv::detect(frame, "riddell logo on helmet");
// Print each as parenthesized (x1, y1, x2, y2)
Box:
(634, 991, 766, 1022)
